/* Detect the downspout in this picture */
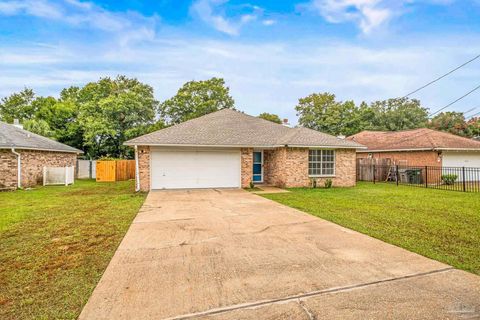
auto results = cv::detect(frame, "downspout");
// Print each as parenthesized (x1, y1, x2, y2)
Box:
(134, 145, 140, 192)
(11, 148, 21, 189)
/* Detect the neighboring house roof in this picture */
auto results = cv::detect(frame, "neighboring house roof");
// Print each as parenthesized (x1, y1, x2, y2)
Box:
(347, 128, 480, 152)
(0, 121, 83, 154)
(125, 109, 365, 149)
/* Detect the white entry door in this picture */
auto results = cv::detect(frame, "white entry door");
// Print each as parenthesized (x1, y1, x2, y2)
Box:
(150, 149, 241, 189)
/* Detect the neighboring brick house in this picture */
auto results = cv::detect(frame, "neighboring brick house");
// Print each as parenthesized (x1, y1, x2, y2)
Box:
(347, 128, 480, 167)
(0, 121, 82, 189)
(124, 109, 365, 191)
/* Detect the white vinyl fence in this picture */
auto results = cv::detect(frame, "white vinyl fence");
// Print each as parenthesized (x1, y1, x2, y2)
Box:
(77, 160, 96, 179)
(43, 166, 75, 186)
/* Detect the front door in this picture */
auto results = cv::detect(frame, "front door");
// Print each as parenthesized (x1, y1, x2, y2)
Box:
(252, 151, 263, 183)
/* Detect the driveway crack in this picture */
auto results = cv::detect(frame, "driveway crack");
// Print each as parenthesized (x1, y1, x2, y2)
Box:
(163, 267, 454, 320)
(298, 299, 316, 320)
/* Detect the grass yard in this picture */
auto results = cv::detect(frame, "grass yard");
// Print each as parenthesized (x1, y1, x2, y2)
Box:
(0, 180, 146, 320)
(262, 182, 480, 275)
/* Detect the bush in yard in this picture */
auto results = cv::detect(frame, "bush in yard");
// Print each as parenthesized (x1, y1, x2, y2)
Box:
(249, 181, 254, 189)
(324, 179, 333, 188)
(441, 174, 458, 185)
(311, 178, 317, 188)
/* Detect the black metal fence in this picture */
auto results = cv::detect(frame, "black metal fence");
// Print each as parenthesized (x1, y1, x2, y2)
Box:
(357, 164, 480, 193)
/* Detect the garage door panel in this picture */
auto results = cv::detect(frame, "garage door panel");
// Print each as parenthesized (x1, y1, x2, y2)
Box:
(442, 152, 480, 182)
(151, 150, 241, 189)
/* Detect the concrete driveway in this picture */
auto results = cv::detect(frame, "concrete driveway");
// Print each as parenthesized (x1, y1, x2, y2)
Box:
(80, 189, 480, 320)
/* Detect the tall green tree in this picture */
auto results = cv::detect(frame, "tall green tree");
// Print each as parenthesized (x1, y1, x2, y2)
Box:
(258, 112, 282, 124)
(36, 98, 84, 150)
(76, 76, 159, 158)
(366, 97, 429, 131)
(23, 119, 55, 138)
(160, 77, 235, 124)
(0, 88, 36, 123)
(428, 112, 467, 136)
(295, 92, 362, 136)
(466, 117, 480, 139)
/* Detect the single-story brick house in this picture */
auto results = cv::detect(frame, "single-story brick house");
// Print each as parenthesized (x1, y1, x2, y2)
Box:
(125, 109, 365, 191)
(347, 128, 480, 167)
(0, 121, 83, 189)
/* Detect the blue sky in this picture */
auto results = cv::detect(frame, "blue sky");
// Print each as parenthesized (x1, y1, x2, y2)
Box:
(1, 0, 480, 123)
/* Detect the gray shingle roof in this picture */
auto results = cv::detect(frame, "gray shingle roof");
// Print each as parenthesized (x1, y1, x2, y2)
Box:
(0, 121, 83, 153)
(125, 109, 365, 149)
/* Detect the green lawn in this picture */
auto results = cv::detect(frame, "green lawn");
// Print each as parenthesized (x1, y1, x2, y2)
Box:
(262, 182, 480, 275)
(0, 180, 146, 320)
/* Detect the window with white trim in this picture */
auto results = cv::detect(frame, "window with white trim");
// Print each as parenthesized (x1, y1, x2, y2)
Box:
(308, 150, 335, 176)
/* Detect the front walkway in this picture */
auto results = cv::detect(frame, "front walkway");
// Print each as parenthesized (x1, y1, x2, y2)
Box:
(80, 189, 480, 319)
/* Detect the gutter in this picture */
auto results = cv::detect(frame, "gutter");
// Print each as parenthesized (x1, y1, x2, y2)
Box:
(11, 148, 21, 189)
(357, 148, 434, 153)
(134, 145, 140, 192)
(434, 148, 480, 151)
(358, 147, 480, 153)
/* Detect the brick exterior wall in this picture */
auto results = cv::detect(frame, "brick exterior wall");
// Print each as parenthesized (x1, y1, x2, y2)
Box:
(135, 146, 357, 191)
(318, 149, 357, 187)
(240, 148, 253, 188)
(0, 150, 17, 189)
(356, 150, 441, 167)
(0, 149, 77, 189)
(137, 146, 150, 192)
(263, 147, 357, 188)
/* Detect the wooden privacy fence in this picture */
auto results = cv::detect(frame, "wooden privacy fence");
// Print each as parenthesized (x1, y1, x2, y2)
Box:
(96, 160, 135, 182)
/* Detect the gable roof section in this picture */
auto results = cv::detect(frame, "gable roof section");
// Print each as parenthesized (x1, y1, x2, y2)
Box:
(0, 121, 82, 153)
(125, 109, 364, 149)
(347, 128, 480, 152)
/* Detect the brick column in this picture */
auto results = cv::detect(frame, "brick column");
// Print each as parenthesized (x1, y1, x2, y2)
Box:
(240, 148, 253, 188)
(137, 146, 150, 192)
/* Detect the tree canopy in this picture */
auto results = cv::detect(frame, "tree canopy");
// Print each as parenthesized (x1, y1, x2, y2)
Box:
(295, 93, 363, 136)
(2, 79, 477, 159)
(367, 97, 428, 131)
(428, 112, 467, 136)
(258, 112, 282, 124)
(296, 93, 430, 136)
(0, 76, 235, 158)
(0, 88, 37, 123)
(0, 76, 161, 159)
(75, 76, 159, 158)
(159, 77, 235, 124)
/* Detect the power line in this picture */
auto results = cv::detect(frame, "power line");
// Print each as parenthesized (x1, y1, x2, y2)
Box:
(402, 54, 480, 98)
(429, 84, 480, 117)
(467, 111, 480, 119)
(463, 107, 477, 116)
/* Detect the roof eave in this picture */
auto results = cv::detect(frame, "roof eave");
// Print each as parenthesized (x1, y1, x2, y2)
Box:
(359, 147, 480, 152)
(357, 148, 434, 153)
(0, 146, 83, 154)
(435, 148, 480, 151)
(124, 142, 366, 149)
(285, 144, 367, 149)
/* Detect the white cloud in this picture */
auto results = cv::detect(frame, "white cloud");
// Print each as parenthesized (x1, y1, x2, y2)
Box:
(307, 0, 458, 34)
(262, 19, 276, 26)
(0, 0, 63, 18)
(309, 0, 396, 34)
(0, 0, 158, 44)
(190, 0, 263, 36)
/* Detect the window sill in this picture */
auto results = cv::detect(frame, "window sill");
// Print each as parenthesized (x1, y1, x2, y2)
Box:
(309, 175, 336, 178)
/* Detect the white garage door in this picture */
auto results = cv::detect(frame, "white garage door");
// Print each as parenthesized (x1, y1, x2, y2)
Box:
(150, 149, 241, 189)
(442, 151, 480, 182)
(443, 151, 480, 168)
